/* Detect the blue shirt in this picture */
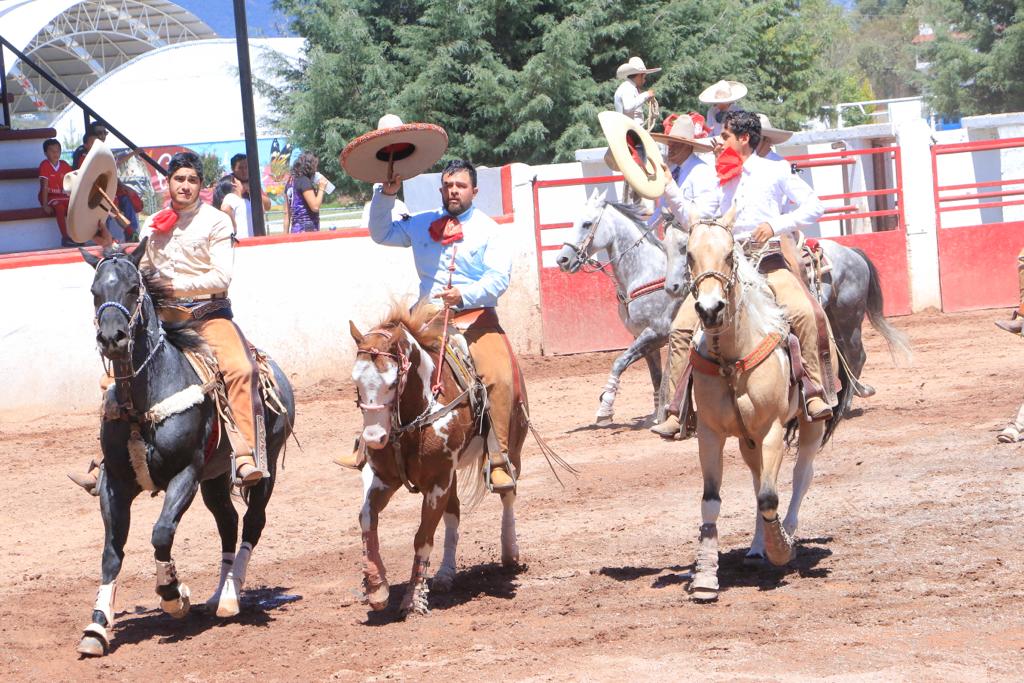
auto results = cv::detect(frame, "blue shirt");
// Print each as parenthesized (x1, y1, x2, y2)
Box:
(368, 187, 513, 310)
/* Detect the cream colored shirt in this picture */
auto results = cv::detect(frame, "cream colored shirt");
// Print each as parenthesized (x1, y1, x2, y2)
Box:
(140, 202, 234, 299)
(717, 153, 823, 242)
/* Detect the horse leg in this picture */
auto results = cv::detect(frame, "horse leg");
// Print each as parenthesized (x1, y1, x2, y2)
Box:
(200, 473, 239, 613)
(783, 421, 825, 537)
(433, 486, 460, 592)
(643, 346, 665, 423)
(757, 421, 796, 566)
(219, 464, 280, 617)
(77, 471, 138, 657)
(691, 423, 725, 602)
(500, 489, 519, 566)
(595, 327, 660, 424)
(745, 469, 767, 566)
(152, 465, 200, 618)
(400, 485, 452, 617)
(360, 464, 397, 611)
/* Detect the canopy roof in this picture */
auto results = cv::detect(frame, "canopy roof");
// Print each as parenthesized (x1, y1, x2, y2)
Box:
(1, 0, 216, 122)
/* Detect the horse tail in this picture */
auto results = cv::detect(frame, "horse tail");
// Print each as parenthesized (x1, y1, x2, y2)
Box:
(821, 355, 854, 448)
(855, 248, 912, 364)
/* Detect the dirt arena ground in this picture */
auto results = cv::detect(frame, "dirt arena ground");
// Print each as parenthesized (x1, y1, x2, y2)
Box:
(1, 309, 1022, 681)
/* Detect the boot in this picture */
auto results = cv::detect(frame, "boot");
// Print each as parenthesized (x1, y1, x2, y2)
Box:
(333, 436, 366, 469)
(487, 455, 516, 492)
(650, 414, 681, 439)
(994, 312, 1023, 336)
(68, 464, 101, 496)
(236, 455, 264, 487)
(806, 397, 833, 422)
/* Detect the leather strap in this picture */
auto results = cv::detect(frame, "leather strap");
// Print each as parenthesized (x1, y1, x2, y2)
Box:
(689, 332, 784, 378)
(618, 278, 666, 306)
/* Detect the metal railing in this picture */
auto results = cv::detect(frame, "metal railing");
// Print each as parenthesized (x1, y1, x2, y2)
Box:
(0, 34, 167, 176)
(930, 136, 1024, 229)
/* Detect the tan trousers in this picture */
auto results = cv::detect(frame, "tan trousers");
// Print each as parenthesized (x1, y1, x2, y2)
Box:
(664, 268, 832, 413)
(194, 317, 262, 466)
(463, 323, 528, 464)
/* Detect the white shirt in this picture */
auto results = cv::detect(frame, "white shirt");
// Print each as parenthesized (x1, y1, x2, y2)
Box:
(368, 188, 513, 310)
(762, 149, 786, 163)
(718, 153, 823, 241)
(660, 154, 720, 225)
(140, 202, 234, 298)
(236, 197, 252, 238)
(614, 80, 652, 125)
(221, 193, 247, 237)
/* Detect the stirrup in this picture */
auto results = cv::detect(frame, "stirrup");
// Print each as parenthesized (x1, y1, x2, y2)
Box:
(484, 453, 516, 493)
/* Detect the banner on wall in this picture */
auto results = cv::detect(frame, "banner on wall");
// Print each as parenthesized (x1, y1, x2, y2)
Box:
(114, 137, 298, 215)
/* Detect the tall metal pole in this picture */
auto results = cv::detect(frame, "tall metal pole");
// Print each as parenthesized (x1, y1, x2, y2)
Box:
(0, 44, 11, 128)
(232, 0, 266, 237)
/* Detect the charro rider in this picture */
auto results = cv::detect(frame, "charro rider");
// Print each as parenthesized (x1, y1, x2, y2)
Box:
(994, 249, 1024, 337)
(69, 151, 269, 493)
(614, 56, 660, 127)
(652, 110, 835, 439)
(699, 79, 747, 137)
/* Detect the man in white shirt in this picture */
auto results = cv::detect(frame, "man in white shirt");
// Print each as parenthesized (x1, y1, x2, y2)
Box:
(614, 57, 659, 126)
(654, 111, 834, 437)
(699, 80, 747, 137)
(341, 159, 523, 491)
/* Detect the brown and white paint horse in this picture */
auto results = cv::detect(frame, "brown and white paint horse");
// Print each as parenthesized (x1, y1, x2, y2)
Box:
(349, 304, 524, 616)
(681, 213, 850, 602)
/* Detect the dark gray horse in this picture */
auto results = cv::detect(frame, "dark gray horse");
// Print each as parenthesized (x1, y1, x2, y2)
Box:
(556, 192, 679, 424)
(76, 240, 295, 657)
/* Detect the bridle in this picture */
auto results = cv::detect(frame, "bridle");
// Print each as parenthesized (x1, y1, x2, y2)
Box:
(684, 218, 737, 300)
(355, 327, 412, 420)
(94, 255, 165, 381)
(563, 201, 662, 275)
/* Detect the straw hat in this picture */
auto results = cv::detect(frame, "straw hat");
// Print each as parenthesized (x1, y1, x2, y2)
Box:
(757, 114, 794, 145)
(698, 79, 748, 105)
(616, 57, 661, 80)
(340, 114, 449, 184)
(64, 140, 119, 243)
(650, 115, 714, 153)
(598, 111, 666, 200)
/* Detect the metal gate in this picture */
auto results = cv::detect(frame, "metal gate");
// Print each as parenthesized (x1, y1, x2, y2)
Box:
(930, 137, 1024, 312)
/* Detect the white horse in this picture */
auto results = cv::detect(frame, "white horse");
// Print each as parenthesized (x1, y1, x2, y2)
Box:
(556, 192, 680, 424)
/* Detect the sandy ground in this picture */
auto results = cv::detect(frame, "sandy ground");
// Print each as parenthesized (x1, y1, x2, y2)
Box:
(1, 309, 1022, 682)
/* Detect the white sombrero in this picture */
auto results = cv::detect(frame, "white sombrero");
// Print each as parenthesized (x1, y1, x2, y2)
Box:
(616, 57, 661, 80)
(598, 111, 666, 200)
(341, 114, 449, 184)
(757, 114, 794, 145)
(650, 115, 714, 153)
(698, 79, 748, 105)
(64, 140, 119, 243)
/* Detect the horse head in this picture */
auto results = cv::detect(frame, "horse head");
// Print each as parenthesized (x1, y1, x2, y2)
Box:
(663, 208, 697, 298)
(81, 237, 150, 360)
(556, 189, 611, 273)
(687, 208, 738, 330)
(349, 319, 416, 450)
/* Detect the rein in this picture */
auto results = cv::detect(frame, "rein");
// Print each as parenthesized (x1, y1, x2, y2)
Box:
(564, 203, 663, 279)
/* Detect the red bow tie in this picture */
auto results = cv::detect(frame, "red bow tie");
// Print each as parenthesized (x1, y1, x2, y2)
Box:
(715, 147, 744, 186)
(150, 208, 180, 234)
(429, 215, 463, 246)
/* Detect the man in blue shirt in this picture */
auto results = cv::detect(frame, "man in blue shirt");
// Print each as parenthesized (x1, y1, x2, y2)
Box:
(342, 159, 523, 491)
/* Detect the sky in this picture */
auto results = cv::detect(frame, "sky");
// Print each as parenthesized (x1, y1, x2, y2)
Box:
(174, 0, 292, 38)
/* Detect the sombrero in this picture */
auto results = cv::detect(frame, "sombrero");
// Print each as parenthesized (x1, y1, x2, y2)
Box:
(698, 79, 748, 105)
(650, 115, 714, 153)
(598, 110, 666, 200)
(341, 114, 449, 184)
(64, 140, 119, 243)
(757, 114, 794, 145)
(616, 57, 661, 80)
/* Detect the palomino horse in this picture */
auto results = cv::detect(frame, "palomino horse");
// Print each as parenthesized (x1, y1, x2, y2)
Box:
(77, 242, 295, 656)
(679, 215, 851, 602)
(556, 192, 679, 424)
(349, 304, 527, 617)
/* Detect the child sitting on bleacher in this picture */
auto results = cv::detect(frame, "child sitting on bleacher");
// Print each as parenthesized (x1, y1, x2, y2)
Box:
(38, 138, 75, 247)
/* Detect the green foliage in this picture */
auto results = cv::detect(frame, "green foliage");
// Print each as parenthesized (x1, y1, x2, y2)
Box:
(200, 152, 226, 187)
(920, 0, 1024, 117)
(274, 0, 873, 199)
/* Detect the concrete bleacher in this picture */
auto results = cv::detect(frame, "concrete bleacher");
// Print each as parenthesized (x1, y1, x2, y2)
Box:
(0, 127, 65, 254)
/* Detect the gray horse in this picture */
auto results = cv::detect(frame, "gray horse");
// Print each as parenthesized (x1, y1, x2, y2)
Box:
(556, 191, 678, 424)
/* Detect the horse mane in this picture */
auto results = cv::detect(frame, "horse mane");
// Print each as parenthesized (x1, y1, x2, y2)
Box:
(608, 201, 665, 252)
(137, 266, 208, 354)
(372, 300, 445, 353)
(734, 246, 788, 337)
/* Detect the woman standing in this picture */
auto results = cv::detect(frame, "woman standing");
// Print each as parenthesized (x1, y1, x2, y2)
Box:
(213, 174, 246, 237)
(284, 152, 327, 233)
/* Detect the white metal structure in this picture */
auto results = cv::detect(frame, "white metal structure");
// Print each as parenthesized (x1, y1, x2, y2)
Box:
(0, 0, 216, 123)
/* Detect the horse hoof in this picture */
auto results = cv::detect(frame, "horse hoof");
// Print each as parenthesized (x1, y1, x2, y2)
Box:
(161, 583, 191, 619)
(432, 572, 455, 593)
(77, 634, 107, 657)
(742, 552, 766, 567)
(501, 552, 520, 568)
(594, 415, 613, 425)
(215, 597, 240, 618)
(690, 587, 719, 603)
(363, 581, 390, 611)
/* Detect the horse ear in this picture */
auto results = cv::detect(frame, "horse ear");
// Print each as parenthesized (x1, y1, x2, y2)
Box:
(128, 236, 148, 269)
(349, 320, 364, 345)
(722, 205, 738, 228)
(79, 246, 101, 269)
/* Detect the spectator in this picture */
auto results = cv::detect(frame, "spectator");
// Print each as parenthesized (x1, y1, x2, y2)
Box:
(231, 152, 272, 234)
(72, 122, 107, 169)
(38, 138, 75, 247)
(213, 174, 246, 237)
(283, 152, 327, 233)
(73, 122, 141, 240)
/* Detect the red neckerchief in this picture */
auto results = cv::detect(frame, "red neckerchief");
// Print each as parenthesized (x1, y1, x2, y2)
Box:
(150, 208, 180, 234)
(429, 215, 464, 246)
(716, 146, 744, 186)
